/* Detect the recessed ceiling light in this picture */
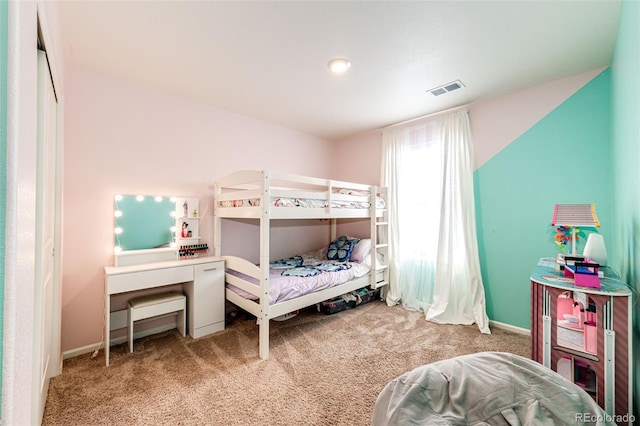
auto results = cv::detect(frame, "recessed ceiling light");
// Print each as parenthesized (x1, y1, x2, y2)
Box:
(328, 58, 351, 74)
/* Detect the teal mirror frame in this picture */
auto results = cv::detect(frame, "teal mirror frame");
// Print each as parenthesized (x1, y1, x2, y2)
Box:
(114, 195, 177, 252)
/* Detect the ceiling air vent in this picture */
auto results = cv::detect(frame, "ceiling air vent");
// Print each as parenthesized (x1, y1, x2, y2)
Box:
(427, 80, 465, 96)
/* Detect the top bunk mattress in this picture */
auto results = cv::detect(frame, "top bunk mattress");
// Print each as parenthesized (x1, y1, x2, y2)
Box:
(219, 188, 386, 210)
(215, 170, 387, 219)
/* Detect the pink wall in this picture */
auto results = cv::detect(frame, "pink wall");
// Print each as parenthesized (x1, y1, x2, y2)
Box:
(62, 66, 336, 352)
(470, 67, 606, 168)
(331, 129, 383, 239)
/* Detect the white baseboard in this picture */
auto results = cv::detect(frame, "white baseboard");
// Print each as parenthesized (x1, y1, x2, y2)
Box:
(63, 342, 102, 360)
(490, 319, 530, 336)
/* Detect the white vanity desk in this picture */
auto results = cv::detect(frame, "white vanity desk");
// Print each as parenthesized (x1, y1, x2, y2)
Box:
(104, 255, 225, 366)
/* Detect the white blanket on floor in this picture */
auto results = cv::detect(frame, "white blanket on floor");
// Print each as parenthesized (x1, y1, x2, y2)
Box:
(372, 352, 613, 426)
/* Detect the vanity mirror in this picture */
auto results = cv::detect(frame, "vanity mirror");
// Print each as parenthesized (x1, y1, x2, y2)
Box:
(113, 194, 177, 253)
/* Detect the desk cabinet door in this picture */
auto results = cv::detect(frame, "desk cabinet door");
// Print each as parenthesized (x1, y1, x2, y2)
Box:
(186, 261, 225, 338)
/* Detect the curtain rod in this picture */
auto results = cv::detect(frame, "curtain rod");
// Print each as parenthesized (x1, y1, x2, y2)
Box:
(381, 102, 472, 130)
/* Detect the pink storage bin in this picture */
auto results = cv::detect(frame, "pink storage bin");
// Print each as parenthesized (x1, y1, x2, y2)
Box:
(565, 262, 601, 289)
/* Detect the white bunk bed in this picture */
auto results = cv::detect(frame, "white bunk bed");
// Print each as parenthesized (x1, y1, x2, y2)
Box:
(214, 170, 389, 359)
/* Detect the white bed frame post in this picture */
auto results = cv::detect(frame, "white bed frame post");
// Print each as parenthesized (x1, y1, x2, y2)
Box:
(214, 183, 221, 257)
(259, 170, 271, 360)
(330, 220, 337, 241)
(328, 180, 337, 241)
(370, 186, 378, 288)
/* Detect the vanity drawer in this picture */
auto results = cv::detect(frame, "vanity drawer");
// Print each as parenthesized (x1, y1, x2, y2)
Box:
(107, 265, 194, 294)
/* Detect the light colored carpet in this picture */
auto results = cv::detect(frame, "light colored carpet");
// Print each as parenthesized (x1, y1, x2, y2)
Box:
(43, 302, 530, 426)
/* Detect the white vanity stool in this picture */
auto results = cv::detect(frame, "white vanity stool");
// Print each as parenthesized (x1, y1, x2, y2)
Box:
(128, 292, 186, 353)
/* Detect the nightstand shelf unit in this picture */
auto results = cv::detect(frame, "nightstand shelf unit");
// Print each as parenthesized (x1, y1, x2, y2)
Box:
(530, 258, 632, 423)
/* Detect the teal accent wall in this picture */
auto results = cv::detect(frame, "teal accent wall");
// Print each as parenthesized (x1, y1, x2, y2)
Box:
(0, 0, 8, 413)
(610, 0, 640, 418)
(474, 69, 612, 329)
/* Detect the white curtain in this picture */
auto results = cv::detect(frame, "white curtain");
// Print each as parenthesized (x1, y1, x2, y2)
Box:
(382, 109, 490, 334)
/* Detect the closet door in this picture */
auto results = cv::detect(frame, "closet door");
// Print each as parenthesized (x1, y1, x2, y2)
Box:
(34, 48, 58, 420)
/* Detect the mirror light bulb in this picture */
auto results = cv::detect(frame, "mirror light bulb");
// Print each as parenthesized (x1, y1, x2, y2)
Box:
(114, 210, 122, 218)
(136, 195, 144, 202)
(114, 194, 123, 201)
(155, 196, 163, 202)
(114, 227, 123, 235)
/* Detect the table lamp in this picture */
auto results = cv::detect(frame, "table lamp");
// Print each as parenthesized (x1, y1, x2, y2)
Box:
(583, 233, 608, 266)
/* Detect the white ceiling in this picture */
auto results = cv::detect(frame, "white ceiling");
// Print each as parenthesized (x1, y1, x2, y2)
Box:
(55, 0, 621, 141)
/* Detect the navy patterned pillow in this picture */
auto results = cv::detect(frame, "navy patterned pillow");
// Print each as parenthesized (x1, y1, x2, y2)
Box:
(327, 236, 355, 262)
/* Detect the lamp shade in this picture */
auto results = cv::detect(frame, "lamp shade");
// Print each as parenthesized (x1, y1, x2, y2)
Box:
(583, 233, 607, 266)
(551, 204, 600, 227)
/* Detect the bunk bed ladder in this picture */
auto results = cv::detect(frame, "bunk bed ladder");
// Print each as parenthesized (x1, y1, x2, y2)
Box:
(370, 186, 389, 292)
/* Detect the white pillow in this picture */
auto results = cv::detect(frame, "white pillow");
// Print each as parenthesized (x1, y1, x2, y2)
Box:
(350, 238, 371, 263)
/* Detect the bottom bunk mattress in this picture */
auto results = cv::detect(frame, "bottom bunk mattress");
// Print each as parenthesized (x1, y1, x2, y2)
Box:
(226, 246, 372, 305)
